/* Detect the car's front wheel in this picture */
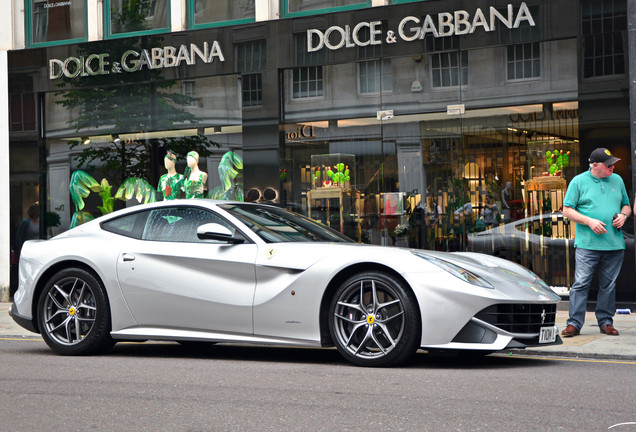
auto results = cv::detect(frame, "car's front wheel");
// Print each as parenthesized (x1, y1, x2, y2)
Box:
(37, 268, 114, 355)
(329, 271, 421, 366)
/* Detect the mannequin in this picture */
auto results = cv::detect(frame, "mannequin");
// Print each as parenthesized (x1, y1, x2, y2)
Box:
(184, 151, 208, 199)
(501, 181, 513, 222)
(157, 151, 185, 200)
(501, 182, 513, 209)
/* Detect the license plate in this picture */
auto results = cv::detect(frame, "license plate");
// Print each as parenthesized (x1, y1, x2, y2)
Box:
(539, 325, 557, 343)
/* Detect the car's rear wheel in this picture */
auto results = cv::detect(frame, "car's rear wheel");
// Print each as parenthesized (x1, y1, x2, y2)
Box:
(37, 268, 114, 355)
(329, 271, 420, 367)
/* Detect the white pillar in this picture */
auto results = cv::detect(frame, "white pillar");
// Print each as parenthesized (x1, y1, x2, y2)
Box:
(0, 50, 10, 302)
(88, 0, 103, 41)
(256, 0, 279, 22)
(171, 0, 187, 32)
(0, 2, 15, 301)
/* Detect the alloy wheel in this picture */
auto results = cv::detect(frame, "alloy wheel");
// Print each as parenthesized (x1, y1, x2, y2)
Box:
(332, 277, 406, 361)
(41, 276, 97, 346)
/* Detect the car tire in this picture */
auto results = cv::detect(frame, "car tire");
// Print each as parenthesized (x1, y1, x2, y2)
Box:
(328, 271, 421, 367)
(37, 268, 114, 355)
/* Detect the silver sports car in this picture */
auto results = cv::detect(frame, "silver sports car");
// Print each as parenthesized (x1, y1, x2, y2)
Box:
(10, 200, 561, 366)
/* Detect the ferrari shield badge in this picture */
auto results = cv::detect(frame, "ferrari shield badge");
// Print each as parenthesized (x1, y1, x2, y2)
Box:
(266, 248, 276, 259)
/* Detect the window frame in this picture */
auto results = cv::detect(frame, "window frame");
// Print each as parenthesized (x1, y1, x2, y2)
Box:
(103, 0, 171, 40)
(291, 33, 326, 101)
(236, 40, 266, 108)
(25, 0, 88, 48)
(187, 0, 256, 30)
(506, 41, 542, 82)
(281, 0, 371, 19)
(429, 50, 468, 89)
(498, 5, 542, 82)
(581, 0, 627, 80)
(10, 92, 37, 132)
(358, 59, 393, 95)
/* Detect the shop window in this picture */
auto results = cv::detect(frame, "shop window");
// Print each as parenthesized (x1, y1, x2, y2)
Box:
(292, 34, 325, 99)
(581, 0, 627, 78)
(282, 0, 370, 18)
(10, 93, 36, 132)
(188, 0, 255, 28)
(237, 40, 265, 107)
(105, 0, 170, 38)
(430, 51, 468, 88)
(499, 5, 540, 80)
(26, 0, 87, 47)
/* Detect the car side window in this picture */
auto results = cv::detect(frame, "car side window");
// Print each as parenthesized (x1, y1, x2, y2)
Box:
(141, 207, 235, 243)
(101, 211, 149, 239)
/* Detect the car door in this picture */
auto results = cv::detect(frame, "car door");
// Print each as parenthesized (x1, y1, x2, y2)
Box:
(115, 206, 257, 335)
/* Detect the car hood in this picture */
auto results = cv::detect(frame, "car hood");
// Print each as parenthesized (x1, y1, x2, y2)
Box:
(257, 243, 560, 301)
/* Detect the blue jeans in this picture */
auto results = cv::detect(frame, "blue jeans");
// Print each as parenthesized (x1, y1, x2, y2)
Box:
(567, 248, 624, 330)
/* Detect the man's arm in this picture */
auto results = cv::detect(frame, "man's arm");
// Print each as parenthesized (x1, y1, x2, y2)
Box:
(563, 205, 607, 234)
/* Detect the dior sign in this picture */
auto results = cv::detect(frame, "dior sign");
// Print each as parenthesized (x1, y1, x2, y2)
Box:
(307, 2, 534, 52)
(49, 41, 225, 80)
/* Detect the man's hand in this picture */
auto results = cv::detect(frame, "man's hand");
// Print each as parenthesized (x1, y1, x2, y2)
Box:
(588, 218, 607, 234)
(612, 212, 627, 229)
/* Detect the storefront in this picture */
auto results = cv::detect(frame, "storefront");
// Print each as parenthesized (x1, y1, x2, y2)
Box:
(8, 0, 635, 302)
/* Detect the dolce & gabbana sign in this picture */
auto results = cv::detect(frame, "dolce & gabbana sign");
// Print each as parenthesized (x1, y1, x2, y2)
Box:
(307, 2, 534, 52)
(49, 41, 224, 80)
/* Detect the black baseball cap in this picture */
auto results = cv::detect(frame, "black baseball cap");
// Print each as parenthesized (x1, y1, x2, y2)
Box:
(589, 148, 620, 165)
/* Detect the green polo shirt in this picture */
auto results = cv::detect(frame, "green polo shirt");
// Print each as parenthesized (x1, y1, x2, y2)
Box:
(563, 169, 629, 250)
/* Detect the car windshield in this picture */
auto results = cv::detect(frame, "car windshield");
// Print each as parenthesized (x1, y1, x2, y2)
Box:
(220, 203, 354, 243)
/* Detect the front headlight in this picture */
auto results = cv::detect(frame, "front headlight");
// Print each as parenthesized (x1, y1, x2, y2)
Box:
(528, 269, 555, 292)
(412, 251, 494, 289)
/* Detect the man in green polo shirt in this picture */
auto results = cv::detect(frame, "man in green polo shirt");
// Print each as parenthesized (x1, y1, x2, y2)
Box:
(561, 148, 631, 337)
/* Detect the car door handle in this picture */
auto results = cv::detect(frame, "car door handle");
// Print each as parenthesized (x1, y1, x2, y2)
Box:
(122, 253, 136, 262)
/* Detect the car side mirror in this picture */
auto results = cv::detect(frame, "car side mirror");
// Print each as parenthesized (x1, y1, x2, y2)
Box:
(196, 223, 245, 244)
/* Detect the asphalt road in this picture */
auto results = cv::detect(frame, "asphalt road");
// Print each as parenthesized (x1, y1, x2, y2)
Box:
(1, 338, 636, 432)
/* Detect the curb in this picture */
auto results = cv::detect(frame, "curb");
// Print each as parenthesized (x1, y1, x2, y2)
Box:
(506, 348, 636, 361)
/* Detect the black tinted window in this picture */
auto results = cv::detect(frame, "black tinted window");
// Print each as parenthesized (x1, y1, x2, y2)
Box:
(101, 211, 148, 239)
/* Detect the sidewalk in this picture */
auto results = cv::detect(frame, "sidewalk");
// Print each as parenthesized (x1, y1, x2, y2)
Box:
(2, 302, 636, 360)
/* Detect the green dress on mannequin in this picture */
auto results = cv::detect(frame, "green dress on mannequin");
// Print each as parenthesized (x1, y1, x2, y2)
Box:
(184, 151, 208, 199)
(157, 151, 184, 200)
